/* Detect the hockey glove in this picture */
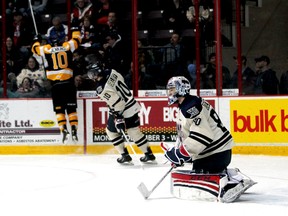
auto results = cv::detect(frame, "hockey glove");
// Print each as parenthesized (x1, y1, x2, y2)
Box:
(164, 145, 192, 167)
(33, 34, 42, 43)
(115, 117, 125, 133)
(71, 18, 80, 32)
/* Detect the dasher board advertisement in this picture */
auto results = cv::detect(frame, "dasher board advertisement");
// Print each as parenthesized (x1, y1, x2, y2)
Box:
(87, 98, 216, 144)
(0, 100, 84, 145)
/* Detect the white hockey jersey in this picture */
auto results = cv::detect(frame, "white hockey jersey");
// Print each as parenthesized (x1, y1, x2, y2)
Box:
(176, 95, 234, 160)
(96, 69, 141, 118)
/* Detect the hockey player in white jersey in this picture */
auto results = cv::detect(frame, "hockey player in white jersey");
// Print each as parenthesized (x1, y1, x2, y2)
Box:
(87, 63, 156, 164)
(162, 76, 255, 202)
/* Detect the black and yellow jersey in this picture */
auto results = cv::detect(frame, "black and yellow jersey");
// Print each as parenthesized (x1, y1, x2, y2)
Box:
(31, 31, 81, 82)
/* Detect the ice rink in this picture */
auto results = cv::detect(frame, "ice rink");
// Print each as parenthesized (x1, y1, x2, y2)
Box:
(0, 153, 287, 216)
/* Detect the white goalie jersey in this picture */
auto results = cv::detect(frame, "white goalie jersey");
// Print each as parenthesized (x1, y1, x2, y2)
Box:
(177, 95, 234, 160)
(95, 69, 141, 117)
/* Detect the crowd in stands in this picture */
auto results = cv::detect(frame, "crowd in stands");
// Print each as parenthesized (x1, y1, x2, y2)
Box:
(0, 0, 286, 98)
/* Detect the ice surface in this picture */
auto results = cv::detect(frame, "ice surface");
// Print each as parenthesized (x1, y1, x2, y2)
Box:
(0, 154, 287, 216)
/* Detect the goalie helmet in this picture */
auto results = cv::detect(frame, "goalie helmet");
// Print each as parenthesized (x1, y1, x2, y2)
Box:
(87, 63, 104, 80)
(166, 76, 191, 105)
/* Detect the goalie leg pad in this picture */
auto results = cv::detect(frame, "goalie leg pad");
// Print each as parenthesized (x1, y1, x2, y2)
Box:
(171, 170, 228, 202)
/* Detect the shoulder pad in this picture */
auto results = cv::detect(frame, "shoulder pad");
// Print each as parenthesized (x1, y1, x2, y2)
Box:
(180, 95, 202, 119)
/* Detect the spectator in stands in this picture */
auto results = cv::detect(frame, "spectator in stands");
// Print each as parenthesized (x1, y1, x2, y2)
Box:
(253, 55, 279, 95)
(138, 39, 155, 71)
(9, 11, 33, 59)
(6, 1, 28, 17)
(16, 77, 41, 98)
(72, 48, 88, 77)
(101, 31, 129, 75)
(16, 56, 46, 89)
(80, 15, 100, 51)
(28, 0, 49, 16)
(0, 86, 20, 98)
(160, 32, 186, 86)
(279, 58, 288, 94)
(96, 11, 122, 42)
(46, 16, 68, 45)
(74, 75, 85, 90)
(187, 63, 196, 89)
(279, 70, 288, 95)
(162, 0, 191, 33)
(162, 33, 184, 64)
(231, 55, 256, 95)
(186, 0, 214, 45)
(125, 62, 156, 90)
(186, 0, 213, 24)
(0, 36, 24, 83)
(201, 52, 231, 89)
(7, 72, 18, 92)
(71, 0, 94, 26)
(93, 0, 115, 25)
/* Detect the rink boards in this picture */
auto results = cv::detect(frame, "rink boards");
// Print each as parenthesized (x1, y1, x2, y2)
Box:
(0, 95, 288, 156)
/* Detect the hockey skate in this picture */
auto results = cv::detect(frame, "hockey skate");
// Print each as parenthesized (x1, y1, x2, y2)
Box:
(140, 147, 156, 163)
(219, 168, 257, 203)
(71, 125, 78, 143)
(117, 148, 133, 165)
(62, 129, 70, 144)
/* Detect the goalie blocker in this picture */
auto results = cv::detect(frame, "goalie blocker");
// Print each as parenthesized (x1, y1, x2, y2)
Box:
(171, 168, 256, 203)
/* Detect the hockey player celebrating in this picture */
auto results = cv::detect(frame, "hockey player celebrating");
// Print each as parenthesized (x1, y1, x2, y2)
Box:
(87, 63, 156, 164)
(31, 21, 81, 144)
(162, 76, 255, 202)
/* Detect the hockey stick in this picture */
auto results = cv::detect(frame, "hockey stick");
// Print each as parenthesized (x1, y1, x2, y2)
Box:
(137, 166, 173, 199)
(120, 129, 138, 156)
(120, 129, 146, 169)
(28, 0, 39, 35)
(28, 0, 47, 72)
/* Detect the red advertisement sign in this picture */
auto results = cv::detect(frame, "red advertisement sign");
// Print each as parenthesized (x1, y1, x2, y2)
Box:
(92, 98, 215, 143)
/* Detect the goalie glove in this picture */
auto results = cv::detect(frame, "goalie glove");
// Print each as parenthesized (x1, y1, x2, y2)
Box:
(163, 144, 192, 167)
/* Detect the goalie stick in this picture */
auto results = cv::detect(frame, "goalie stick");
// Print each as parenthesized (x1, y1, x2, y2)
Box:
(137, 166, 173, 199)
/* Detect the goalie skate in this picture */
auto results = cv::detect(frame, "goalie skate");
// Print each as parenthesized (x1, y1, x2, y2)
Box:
(219, 168, 257, 203)
(243, 178, 257, 193)
(220, 181, 245, 203)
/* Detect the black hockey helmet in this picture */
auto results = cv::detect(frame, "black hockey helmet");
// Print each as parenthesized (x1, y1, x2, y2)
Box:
(87, 63, 104, 80)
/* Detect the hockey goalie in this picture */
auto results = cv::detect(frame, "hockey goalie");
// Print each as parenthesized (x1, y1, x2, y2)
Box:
(162, 76, 256, 203)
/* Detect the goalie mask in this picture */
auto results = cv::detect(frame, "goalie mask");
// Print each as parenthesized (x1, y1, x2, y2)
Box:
(87, 63, 103, 80)
(166, 76, 191, 105)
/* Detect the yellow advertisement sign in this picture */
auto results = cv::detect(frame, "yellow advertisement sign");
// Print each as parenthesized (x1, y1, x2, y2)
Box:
(230, 99, 288, 142)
